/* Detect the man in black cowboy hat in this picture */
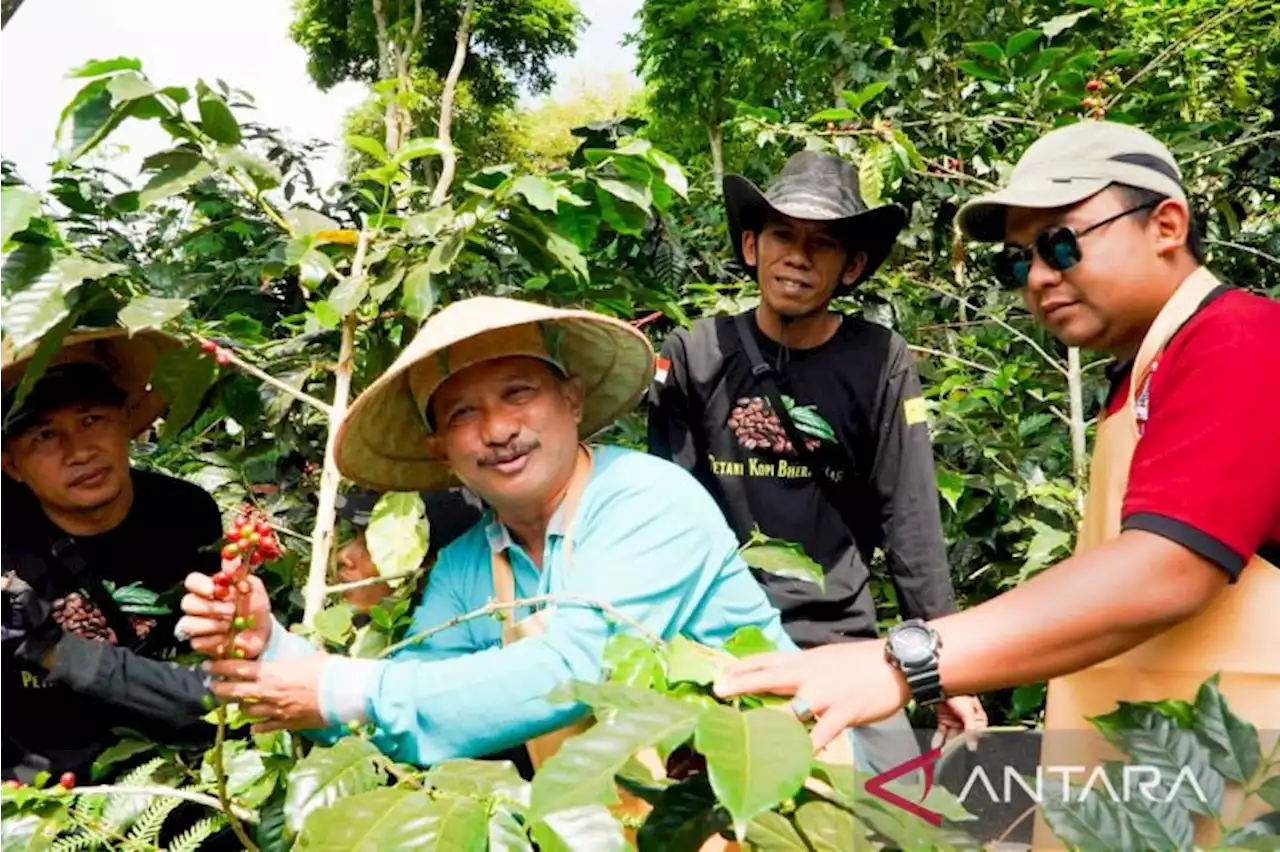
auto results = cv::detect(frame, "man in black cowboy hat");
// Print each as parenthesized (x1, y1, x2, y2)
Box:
(647, 151, 986, 769)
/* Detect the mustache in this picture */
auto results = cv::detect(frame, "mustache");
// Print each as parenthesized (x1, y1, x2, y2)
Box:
(478, 439, 540, 467)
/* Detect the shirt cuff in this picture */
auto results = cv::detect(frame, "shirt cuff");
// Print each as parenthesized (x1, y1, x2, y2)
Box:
(261, 615, 313, 662)
(1121, 512, 1247, 580)
(320, 657, 382, 726)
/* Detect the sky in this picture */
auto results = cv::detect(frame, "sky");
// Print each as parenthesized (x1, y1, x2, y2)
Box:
(0, 0, 643, 191)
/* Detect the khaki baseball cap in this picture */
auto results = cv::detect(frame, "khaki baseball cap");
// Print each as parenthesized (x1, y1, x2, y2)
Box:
(957, 120, 1187, 243)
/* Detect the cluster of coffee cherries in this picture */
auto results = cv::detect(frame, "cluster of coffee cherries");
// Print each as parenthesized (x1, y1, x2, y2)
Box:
(199, 338, 233, 367)
(212, 506, 283, 657)
(3, 771, 76, 792)
(218, 507, 282, 587)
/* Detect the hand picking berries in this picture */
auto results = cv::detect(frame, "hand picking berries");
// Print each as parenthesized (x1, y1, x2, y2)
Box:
(210, 505, 285, 659)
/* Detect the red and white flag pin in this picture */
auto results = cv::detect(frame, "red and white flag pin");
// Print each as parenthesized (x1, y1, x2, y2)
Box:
(654, 356, 671, 384)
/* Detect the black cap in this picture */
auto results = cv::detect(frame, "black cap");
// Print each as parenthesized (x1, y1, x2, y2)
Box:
(335, 487, 485, 559)
(3, 362, 128, 439)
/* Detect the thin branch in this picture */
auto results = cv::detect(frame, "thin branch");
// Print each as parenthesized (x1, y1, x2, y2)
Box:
(376, 754, 423, 789)
(917, 318, 1007, 332)
(1183, 131, 1280, 165)
(213, 706, 259, 849)
(193, 335, 334, 416)
(224, 168, 292, 235)
(1107, 0, 1252, 107)
(325, 568, 422, 596)
(905, 275, 1070, 377)
(916, 161, 998, 190)
(379, 593, 663, 659)
(908, 345, 1000, 376)
(71, 785, 259, 824)
(303, 240, 367, 629)
(268, 522, 313, 545)
(1206, 238, 1280, 267)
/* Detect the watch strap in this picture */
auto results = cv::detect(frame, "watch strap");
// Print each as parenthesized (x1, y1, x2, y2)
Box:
(904, 665, 944, 706)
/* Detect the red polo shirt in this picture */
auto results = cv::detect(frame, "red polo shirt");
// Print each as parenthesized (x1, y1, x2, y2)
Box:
(1106, 285, 1280, 578)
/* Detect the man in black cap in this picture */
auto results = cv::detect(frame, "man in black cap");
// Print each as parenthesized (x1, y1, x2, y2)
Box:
(2, 330, 223, 786)
(331, 485, 485, 612)
(647, 151, 986, 769)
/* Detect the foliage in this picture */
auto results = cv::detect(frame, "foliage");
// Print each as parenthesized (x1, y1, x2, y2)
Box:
(289, 0, 584, 106)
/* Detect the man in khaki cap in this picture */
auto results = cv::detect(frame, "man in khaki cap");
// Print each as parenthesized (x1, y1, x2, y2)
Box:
(712, 120, 1280, 842)
(174, 296, 805, 782)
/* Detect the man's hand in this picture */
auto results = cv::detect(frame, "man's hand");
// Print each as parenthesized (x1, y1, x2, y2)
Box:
(206, 654, 330, 733)
(336, 534, 391, 613)
(714, 641, 913, 751)
(176, 562, 273, 659)
(3, 572, 61, 665)
(934, 695, 988, 750)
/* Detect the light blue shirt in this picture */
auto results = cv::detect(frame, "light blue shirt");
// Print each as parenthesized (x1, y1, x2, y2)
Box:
(264, 445, 798, 767)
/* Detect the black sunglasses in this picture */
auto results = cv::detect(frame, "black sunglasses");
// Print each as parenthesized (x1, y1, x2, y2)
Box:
(993, 200, 1160, 289)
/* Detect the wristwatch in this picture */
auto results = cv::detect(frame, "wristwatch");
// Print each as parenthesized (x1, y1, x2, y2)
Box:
(884, 619, 944, 706)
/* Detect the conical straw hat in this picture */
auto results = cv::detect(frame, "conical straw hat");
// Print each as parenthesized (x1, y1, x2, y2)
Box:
(2, 327, 181, 438)
(335, 296, 656, 492)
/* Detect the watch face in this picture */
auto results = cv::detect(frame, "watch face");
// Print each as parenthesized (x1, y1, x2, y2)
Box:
(892, 626, 934, 665)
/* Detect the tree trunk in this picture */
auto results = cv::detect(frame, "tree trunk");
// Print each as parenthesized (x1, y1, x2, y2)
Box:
(371, 0, 398, 152)
(430, 0, 476, 207)
(827, 0, 849, 103)
(302, 238, 366, 628)
(707, 123, 725, 194)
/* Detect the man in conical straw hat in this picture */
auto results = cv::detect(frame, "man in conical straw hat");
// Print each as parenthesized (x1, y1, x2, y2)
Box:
(177, 296, 806, 778)
(3, 328, 226, 785)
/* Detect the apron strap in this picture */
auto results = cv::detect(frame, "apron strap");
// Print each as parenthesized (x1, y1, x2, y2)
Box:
(1126, 267, 1224, 427)
(490, 444, 594, 642)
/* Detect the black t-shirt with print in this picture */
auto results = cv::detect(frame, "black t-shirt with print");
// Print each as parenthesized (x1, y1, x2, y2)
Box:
(2, 468, 223, 780)
(647, 310, 957, 648)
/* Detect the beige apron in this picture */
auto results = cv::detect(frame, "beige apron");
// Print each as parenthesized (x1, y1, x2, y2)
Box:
(1032, 268, 1280, 849)
(492, 445, 858, 848)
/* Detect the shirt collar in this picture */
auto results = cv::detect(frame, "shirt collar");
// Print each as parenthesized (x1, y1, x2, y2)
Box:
(482, 495, 573, 556)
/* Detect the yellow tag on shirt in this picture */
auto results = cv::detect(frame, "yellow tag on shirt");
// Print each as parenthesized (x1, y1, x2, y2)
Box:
(903, 396, 928, 425)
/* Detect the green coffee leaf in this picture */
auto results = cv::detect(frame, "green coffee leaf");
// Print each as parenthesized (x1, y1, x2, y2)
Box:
(365, 492, 429, 578)
(665, 635, 730, 686)
(296, 788, 487, 851)
(151, 346, 216, 440)
(1194, 672, 1262, 783)
(424, 759, 530, 810)
(401, 264, 437, 321)
(284, 737, 386, 834)
(1, 186, 41, 246)
(314, 604, 354, 646)
(694, 705, 812, 840)
(197, 91, 241, 145)
(529, 805, 629, 852)
(739, 533, 825, 590)
(512, 175, 559, 213)
(528, 688, 702, 821)
(118, 295, 189, 333)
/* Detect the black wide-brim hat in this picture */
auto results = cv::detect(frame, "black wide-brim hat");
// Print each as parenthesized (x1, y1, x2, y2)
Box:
(723, 150, 907, 287)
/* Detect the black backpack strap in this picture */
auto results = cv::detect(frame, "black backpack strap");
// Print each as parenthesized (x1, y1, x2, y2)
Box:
(731, 313, 865, 542)
(48, 537, 143, 652)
